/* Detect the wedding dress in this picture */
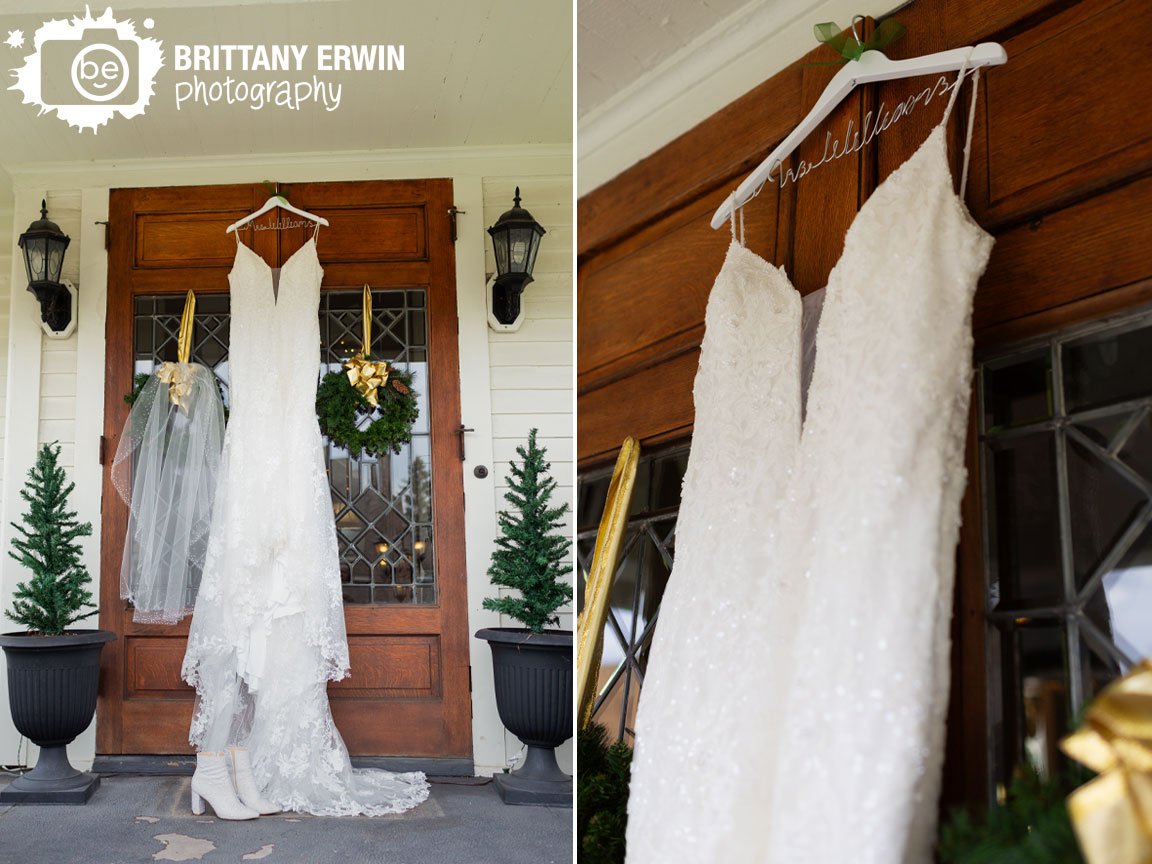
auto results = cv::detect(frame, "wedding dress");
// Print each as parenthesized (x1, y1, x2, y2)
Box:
(627, 61, 993, 863)
(181, 227, 430, 816)
(625, 217, 805, 862)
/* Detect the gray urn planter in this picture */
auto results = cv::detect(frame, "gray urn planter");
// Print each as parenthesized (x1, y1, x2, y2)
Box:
(475, 627, 572, 807)
(0, 629, 116, 804)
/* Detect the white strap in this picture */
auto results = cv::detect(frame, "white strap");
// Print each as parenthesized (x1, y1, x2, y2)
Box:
(960, 68, 981, 200)
(940, 45, 976, 124)
(312, 219, 321, 240)
(729, 207, 745, 247)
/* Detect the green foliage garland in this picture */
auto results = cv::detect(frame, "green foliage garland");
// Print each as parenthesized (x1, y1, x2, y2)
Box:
(483, 428, 572, 634)
(315, 366, 419, 458)
(5, 443, 96, 635)
(938, 766, 1087, 864)
(578, 723, 632, 864)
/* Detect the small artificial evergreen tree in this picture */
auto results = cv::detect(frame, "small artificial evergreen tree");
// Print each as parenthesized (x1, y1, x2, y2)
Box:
(5, 442, 96, 636)
(483, 428, 572, 634)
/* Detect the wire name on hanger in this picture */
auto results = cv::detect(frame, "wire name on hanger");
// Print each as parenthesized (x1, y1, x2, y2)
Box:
(770, 72, 965, 189)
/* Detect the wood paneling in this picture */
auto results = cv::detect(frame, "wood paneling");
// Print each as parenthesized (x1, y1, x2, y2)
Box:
(101, 180, 472, 758)
(968, 0, 1152, 228)
(125, 638, 191, 697)
(974, 173, 1152, 330)
(330, 636, 441, 697)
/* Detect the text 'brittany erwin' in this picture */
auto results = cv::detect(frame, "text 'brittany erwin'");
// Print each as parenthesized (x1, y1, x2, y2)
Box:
(173, 44, 405, 73)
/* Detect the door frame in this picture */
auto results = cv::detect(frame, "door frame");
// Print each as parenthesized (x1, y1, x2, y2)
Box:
(97, 179, 472, 759)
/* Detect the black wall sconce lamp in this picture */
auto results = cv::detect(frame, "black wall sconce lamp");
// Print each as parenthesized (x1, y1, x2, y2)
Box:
(19, 200, 74, 337)
(486, 187, 546, 329)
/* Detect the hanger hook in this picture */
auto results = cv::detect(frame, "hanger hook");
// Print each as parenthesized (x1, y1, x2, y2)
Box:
(850, 15, 864, 46)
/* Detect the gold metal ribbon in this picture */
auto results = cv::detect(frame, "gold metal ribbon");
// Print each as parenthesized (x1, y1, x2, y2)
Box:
(1061, 659, 1152, 864)
(156, 363, 193, 414)
(344, 285, 390, 408)
(156, 290, 197, 413)
(577, 437, 640, 730)
(176, 289, 195, 364)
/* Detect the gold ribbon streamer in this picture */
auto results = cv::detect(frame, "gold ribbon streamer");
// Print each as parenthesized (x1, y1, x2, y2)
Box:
(577, 437, 640, 730)
(344, 285, 390, 408)
(154, 290, 198, 413)
(177, 289, 195, 364)
(1061, 659, 1152, 864)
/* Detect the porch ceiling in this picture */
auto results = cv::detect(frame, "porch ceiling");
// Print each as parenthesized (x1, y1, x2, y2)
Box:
(0, 0, 572, 201)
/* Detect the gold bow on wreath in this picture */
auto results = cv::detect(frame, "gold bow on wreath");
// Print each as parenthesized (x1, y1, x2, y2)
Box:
(1061, 659, 1152, 864)
(156, 289, 196, 414)
(344, 285, 390, 409)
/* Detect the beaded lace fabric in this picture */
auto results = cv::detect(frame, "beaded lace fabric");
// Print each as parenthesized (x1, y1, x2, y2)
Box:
(626, 62, 993, 863)
(181, 229, 430, 816)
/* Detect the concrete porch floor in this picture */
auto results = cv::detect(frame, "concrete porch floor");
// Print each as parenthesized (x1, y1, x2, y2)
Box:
(0, 774, 572, 864)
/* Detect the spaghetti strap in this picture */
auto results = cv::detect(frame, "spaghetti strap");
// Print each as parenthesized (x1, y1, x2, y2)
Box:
(960, 69, 980, 199)
(729, 207, 746, 247)
(312, 220, 321, 240)
(939, 47, 981, 201)
(939, 48, 974, 125)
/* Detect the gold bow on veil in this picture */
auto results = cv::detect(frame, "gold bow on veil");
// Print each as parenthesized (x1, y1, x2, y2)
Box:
(157, 290, 196, 413)
(344, 285, 390, 408)
(1061, 659, 1152, 864)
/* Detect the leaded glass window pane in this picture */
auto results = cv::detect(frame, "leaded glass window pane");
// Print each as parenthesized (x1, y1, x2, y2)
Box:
(577, 447, 688, 743)
(132, 287, 433, 607)
(979, 306, 1152, 798)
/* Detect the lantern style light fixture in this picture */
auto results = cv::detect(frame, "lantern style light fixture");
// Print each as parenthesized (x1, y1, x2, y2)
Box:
(18, 200, 73, 335)
(486, 187, 546, 327)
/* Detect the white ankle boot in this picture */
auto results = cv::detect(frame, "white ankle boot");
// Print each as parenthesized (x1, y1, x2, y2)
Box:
(227, 747, 281, 814)
(191, 751, 259, 820)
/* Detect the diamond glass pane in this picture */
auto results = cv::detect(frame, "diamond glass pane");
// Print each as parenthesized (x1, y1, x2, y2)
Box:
(577, 447, 687, 743)
(980, 306, 1152, 797)
(134, 288, 432, 606)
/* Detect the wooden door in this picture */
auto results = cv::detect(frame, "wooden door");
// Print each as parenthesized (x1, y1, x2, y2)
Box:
(98, 180, 472, 759)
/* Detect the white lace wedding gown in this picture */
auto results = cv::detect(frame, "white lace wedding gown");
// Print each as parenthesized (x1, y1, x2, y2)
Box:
(181, 229, 430, 816)
(626, 62, 994, 863)
(625, 221, 805, 862)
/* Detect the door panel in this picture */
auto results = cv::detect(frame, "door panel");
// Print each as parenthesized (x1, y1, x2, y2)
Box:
(99, 179, 470, 758)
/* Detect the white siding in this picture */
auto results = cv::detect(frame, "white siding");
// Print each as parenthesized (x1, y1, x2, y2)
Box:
(482, 177, 574, 772)
(37, 191, 81, 469)
(0, 202, 11, 488)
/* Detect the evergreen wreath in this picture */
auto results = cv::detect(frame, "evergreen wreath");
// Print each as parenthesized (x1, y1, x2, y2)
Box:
(5, 442, 96, 635)
(315, 363, 419, 458)
(483, 428, 572, 633)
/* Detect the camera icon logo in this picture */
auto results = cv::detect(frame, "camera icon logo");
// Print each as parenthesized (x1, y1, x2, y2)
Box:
(9, 7, 164, 133)
(44, 29, 137, 105)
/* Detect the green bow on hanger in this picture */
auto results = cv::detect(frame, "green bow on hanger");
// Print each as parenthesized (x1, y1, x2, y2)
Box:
(812, 18, 906, 64)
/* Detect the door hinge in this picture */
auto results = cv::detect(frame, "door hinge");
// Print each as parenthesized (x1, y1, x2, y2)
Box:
(448, 205, 465, 242)
(94, 220, 110, 250)
(468, 665, 472, 693)
(98, 435, 108, 465)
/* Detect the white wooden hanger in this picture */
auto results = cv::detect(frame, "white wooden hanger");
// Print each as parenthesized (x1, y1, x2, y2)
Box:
(710, 26, 1007, 229)
(226, 185, 329, 234)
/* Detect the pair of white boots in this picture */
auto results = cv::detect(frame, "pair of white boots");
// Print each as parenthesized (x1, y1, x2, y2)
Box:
(191, 747, 280, 820)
